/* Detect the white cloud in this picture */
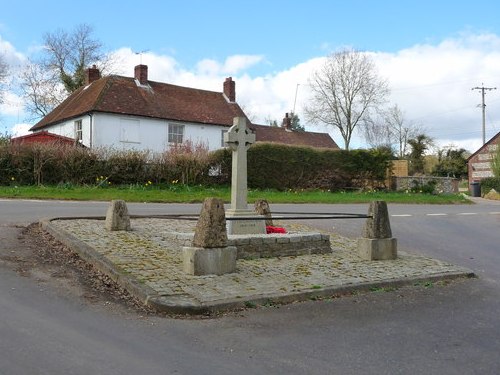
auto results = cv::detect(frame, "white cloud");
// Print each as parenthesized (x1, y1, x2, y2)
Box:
(4, 31, 500, 153)
(194, 55, 264, 76)
(0, 91, 24, 116)
(222, 55, 264, 74)
(0, 35, 26, 68)
(371, 33, 500, 150)
(11, 123, 31, 137)
(103, 34, 500, 152)
(435, 138, 483, 154)
(196, 59, 220, 76)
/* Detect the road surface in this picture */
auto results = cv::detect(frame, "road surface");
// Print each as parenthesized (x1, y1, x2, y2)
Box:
(0, 198, 499, 374)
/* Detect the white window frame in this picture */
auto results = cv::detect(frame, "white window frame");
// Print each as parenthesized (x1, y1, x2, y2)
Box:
(168, 123, 185, 144)
(75, 120, 83, 143)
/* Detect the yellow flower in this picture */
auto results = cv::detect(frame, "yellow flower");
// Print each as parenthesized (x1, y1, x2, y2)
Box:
(11, 177, 15, 181)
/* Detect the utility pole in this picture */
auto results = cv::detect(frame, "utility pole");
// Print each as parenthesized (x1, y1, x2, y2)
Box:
(472, 84, 497, 144)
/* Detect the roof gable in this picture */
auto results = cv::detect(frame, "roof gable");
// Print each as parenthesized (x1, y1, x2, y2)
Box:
(31, 75, 248, 131)
(467, 131, 500, 161)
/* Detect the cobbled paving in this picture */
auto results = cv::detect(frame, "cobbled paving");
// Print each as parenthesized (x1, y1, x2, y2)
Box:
(50, 218, 473, 306)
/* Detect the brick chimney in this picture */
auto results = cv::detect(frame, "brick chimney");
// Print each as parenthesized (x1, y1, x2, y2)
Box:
(282, 113, 292, 130)
(223, 77, 236, 102)
(85, 65, 101, 85)
(134, 64, 148, 85)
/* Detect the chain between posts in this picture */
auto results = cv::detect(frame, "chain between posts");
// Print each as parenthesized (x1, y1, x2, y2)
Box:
(126, 213, 372, 221)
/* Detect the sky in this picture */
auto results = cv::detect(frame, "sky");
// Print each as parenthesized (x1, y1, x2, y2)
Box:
(1, 0, 500, 152)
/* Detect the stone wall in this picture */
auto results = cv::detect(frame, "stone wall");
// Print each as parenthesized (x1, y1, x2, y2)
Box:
(392, 176, 459, 194)
(164, 232, 331, 259)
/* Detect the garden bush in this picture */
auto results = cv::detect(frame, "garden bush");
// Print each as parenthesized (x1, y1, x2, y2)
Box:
(210, 142, 392, 191)
(0, 141, 392, 190)
(480, 177, 500, 194)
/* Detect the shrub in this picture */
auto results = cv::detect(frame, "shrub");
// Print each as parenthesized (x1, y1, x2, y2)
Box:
(6, 143, 63, 185)
(164, 141, 212, 185)
(209, 143, 392, 191)
(480, 177, 500, 194)
(0, 141, 393, 190)
(60, 146, 104, 184)
(410, 179, 437, 194)
(102, 149, 150, 184)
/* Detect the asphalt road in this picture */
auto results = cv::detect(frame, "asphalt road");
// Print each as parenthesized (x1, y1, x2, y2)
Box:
(0, 198, 499, 374)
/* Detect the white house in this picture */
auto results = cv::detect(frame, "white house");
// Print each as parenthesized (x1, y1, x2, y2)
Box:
(30, 65, 248, 152)
(30, 65, 338, 151)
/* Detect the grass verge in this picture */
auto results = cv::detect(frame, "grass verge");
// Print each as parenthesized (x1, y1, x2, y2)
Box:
(0, 185, 471, 204)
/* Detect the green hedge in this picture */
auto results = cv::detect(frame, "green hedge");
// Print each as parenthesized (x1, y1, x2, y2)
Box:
(211, 143, 392, 191)
(480, 177, 500, 194)
(1, 142, 392, 190)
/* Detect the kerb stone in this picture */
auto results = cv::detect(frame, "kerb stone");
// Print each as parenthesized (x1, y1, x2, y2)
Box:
(105, 200, 131, 231)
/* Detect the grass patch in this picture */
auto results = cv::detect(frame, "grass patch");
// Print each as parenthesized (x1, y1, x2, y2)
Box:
(414, 280, 435, 288)
(0, 185, 470, 204)
(244, 301, 257, 308)
(369, 286, 398, 293)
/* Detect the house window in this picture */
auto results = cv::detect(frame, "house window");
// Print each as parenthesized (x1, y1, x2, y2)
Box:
(75, 120, 83, 142)
(168, 124, 184, 144)
(221, 129, 228, 147)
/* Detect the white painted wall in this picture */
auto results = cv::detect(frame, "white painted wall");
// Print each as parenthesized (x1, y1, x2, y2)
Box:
(39, 112, 229, 152)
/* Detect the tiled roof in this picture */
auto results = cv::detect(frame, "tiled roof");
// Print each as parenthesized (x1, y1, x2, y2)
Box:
(31, 75, 248, 131)
(250, 124, 339, 149)
(11, 130, 76, 145)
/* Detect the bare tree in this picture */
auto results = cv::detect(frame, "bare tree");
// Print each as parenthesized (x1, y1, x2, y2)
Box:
(20, 61, 67, 119)
(364, 105, 422, 157)
(21, 23, 114, 120)
(305, 48, 389, 150)
(363, 111, 393, 150)
(0, 53, 8, 104)
(43, 23, 105, 93)
(384, 105, 422, 158)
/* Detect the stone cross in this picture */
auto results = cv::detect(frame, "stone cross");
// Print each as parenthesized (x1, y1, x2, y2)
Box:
(224, 117, 255, 212)
(223, 117, 265, 234)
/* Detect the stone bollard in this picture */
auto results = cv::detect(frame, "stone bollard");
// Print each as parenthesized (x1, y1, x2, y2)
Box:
(105, 200, 131, 231)
(357, 201, 397, 260)
(183, 198, 237, 276)
(254, 199, 273, 226)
